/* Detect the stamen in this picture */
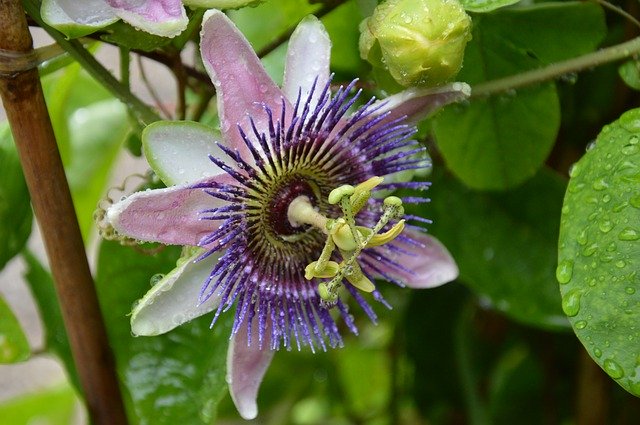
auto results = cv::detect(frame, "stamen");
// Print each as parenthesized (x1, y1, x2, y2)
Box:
(289, 177, 407, 307)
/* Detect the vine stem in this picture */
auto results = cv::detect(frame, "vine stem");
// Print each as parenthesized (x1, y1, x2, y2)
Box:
(0, 1, 128, 424)
(471, 36, 640, 98)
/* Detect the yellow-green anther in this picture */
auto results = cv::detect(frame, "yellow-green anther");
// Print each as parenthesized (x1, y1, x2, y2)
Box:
(305, 261, 340, 280)
(350, 176, 383, 213)
(318, 282, 337, 302)
(328, 184, 355, 205)
(366, 219, 405, 247)
(331, 219, 359, 251)
(383, 196, 402, 207)
(345, 263, 375, 293)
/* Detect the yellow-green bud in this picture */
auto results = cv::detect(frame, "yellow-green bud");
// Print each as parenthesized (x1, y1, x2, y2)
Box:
(359, 0, 472, 87)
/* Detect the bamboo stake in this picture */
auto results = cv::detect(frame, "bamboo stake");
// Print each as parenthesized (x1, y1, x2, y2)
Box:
(0, 1, 128, 424)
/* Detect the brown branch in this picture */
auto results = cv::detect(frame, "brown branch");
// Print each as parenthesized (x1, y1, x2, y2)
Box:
(0, 2, 128, 425)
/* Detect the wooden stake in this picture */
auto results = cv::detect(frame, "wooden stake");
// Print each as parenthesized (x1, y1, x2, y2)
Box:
(0, 1, 128, 424)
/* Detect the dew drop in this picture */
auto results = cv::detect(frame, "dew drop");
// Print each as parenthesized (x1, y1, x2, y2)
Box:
(594, 348, 602, 358)
(568, 163, 581, 178)
(150, 273, 165, 287)
(626, 287, 636, 295)
(592, 178, 609, 191)
(582, 243, 598, 257)
(575, 320, 587, 330)
(599, 219, 613, 233)
(577, 229, 588, 245)
(562, 289, 582, 317)
(616, 260, 627, 268)
(603, 358, 625, 379)
(606, 242, 617, 252)
(556, 260, 574, 284)
(622, 144, 639, 155)
(602, 194, 611, 203)
(618, 227, 640, 241)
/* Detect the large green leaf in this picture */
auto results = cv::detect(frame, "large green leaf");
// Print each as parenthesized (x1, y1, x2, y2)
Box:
(422, 169, 569, 330)
(96, 241, 232, 424)
(21, 251, 79, 389)
(0, 296, 30, 363)
(0, 125, 32, 272)
(558, 108, 640, 396)
(432, 2, 605, 190)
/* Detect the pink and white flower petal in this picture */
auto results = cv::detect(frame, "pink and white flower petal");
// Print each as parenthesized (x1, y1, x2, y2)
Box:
(106, 176, 233, 246)
(379, 230, 459, 288)
(105, 0, 188, 38)
(283, 15, 331, 109)
(227, 322, 275, 420)
(200, 10, 291, 158)
(131, 249, 222, 336)
(373, 82, 471, 124)
(143, 120, 229, 186)
(41, 0, 118, 38)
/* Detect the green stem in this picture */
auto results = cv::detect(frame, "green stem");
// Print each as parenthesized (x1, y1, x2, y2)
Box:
(23, 0, 161, 125)
(472, 36, 640, 98)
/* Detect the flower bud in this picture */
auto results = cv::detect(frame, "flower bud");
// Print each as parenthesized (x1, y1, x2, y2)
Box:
(359, 0, 472, 87)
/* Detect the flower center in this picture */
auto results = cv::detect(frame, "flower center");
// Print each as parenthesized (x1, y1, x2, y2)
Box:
(270, 178, 319, 236)
(287, 176, 406, 306)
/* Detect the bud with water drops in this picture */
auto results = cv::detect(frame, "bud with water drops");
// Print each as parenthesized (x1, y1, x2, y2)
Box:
(359, 0, 472, 87)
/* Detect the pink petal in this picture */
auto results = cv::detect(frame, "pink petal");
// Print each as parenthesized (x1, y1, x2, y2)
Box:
(106, 0, 187, 37)
(200, 10, 292, 159)
(227, 322, 275, 420)
(283, 15, 331, 108)
(377, 230, 459, 288)
(373, 82, 471, 124)
(106, 174, 235, 246)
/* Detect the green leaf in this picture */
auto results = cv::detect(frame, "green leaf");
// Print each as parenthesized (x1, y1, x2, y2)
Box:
(0, 125, 32, 272)
(100, 21, 173, 52)
(0, 383, 80, 425)
(433, 86, 560, 190)
(460, 0, 520, 13)
(43, 65, 128, 241)
(65, 99, 130, 239)
(619, 60, 640, 91)
(21, 251, 80, 389)
(557, 108, 640, 396)
(432, 2, 605, 190)
(422, 169, 569, 330)
(96, 241, 232, 424)
(0, 296, 30, 363)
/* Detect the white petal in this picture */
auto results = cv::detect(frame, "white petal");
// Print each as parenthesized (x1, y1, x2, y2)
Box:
(131, 249, 222, 336)
(227, 322, 275, 420)
(143, 120, 227, 186)
(282, 15, 332, 108)
(42, 0, 118, 37)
